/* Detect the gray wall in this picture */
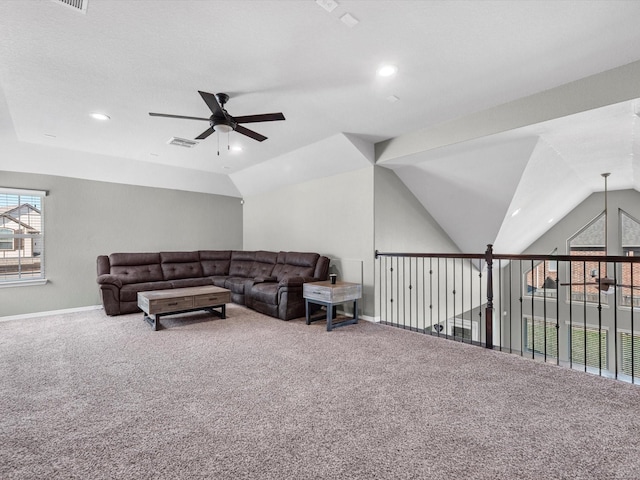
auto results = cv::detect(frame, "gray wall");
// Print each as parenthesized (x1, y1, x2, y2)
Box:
(243, 167, 375, 317)
(0, 171, 243, 317)
(374, 166, 457, 254)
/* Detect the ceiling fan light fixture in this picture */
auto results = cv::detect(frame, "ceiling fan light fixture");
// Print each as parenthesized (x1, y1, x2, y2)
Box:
(214, 124, 233, 133)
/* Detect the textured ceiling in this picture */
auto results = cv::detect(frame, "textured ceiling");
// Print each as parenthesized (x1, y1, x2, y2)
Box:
(2, 0, 640, 253)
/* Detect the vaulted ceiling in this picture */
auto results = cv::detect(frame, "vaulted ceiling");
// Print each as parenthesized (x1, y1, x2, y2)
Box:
(2, 0, 640, 253)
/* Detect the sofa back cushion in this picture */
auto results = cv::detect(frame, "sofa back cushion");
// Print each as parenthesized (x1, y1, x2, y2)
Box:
(229, 250, 256, 277)
(199, 250, 232, 276)
(249, 250, 278, 278)
(272, 251, 320, 280)
(160, 251, 203, 281)
(109, 252, 163, 285)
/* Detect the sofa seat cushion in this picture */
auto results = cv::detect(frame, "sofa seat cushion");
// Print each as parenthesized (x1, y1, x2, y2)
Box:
(225, 276, 254, 295)
(211, 276, 229, 288)
(250, 283, 279, 305)
(120, 281, 173, 302)
(170, 277, 212, 289)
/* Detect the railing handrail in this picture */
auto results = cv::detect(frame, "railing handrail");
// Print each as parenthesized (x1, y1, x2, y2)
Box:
(375, 249, 640, 264)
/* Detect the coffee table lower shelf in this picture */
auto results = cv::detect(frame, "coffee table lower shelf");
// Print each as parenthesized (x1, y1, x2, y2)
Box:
(142, 304, 227, 331)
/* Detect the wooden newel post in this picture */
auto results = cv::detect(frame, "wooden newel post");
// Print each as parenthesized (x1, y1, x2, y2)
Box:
(485, 244, 494, 349)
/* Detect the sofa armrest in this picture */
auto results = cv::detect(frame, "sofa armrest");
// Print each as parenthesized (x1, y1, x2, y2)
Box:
(96, 274, 123, 289)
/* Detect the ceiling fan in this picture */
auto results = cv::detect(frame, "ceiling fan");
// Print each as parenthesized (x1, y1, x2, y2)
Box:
(149, 91, 285, 142)
(560, 272, 640, 294)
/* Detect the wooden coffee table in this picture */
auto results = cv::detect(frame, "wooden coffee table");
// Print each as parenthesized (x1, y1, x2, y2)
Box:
(137, 285, 231, 331)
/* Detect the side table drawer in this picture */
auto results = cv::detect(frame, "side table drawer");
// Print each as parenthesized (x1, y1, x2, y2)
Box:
(194, 292, 231, 307)
(304, 283, 362, 303)
(149, 296, 193, 314)
(303, 285, 332, 302)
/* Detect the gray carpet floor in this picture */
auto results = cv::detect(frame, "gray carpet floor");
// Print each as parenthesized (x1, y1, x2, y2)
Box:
(2, 305, 640, 479)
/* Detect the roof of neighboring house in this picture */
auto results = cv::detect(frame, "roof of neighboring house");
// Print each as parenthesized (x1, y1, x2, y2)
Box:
(0, 203, 41, 232)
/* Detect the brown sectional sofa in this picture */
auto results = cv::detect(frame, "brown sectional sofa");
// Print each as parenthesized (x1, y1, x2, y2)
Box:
(96, 250, 330, 320)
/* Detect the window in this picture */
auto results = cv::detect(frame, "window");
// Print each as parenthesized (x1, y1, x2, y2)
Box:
(620, 210, 640, 308)
(525, 317, 558, 358)
(524, 249, 558, 299)
(0, 188, 46, 285)
(567, 213, 607, 304)
(620, 332, 640, 379)
(0, 227, 13, 250)
(570, 325, 607, 370)
(524, 316, 607, 369)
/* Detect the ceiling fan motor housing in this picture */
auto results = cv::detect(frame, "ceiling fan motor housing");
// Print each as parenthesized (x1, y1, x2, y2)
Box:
(211, 114, 236, 131)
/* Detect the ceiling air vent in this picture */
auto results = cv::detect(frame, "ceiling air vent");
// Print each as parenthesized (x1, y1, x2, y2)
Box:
(53, 0, 88, 13)
(168, 137, 199, 148)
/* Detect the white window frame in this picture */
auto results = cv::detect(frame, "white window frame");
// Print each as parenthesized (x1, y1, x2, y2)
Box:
(0, 187, 47, 287)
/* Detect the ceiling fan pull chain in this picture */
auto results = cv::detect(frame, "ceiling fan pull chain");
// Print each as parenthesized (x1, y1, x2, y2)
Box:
(228, 131, 230, 150)
(217, 131, 220, 156)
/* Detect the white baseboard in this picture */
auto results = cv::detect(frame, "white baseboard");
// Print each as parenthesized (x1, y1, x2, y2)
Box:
(0, 305, 103, 322)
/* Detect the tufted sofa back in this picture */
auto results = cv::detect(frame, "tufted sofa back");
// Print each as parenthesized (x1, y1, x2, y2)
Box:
(199, 250, 232, 276)
(228, 250, 256, 277)
(98, 250, 329, 285)
(249, 250, 278, 278)
(272, 251, 320, 280)
(160, 251, 203, 280)
(108, 252, 164, 285)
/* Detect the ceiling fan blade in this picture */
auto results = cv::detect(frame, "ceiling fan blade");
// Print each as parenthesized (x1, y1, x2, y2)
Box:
(195, 127, 215, 140)
(149, 113, 209, 121)
(235, 125, 267, 142)
(198, 91, 225, 117)
(234, 113, 286, 124)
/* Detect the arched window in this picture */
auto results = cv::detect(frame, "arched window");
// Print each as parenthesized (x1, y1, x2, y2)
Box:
(567, 212, 606, 304)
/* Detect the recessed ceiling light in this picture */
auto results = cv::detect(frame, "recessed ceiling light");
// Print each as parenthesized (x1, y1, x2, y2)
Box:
(511, 208, 521, 217)
(316, 0, 338, 12)
(230, 145, 243, 152)
(377, 64, 398, 77)
(341, 13, 359, 27)
(90, 112, 110, 121)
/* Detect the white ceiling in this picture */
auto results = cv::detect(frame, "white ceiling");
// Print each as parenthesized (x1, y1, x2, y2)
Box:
(2, 0, 640, 253)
